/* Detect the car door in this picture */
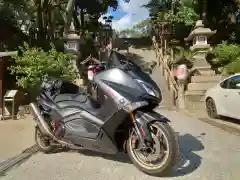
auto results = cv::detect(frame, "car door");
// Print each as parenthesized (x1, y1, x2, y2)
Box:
(222, 75, 240, 119)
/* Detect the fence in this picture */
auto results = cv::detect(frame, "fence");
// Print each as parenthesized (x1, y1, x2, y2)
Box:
(152, 36, 179, 106)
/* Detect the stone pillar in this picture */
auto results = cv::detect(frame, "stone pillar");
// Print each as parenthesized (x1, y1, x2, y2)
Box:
(178, 80, 185, 109)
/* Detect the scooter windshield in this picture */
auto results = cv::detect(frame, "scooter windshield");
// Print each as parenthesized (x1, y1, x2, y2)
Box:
(107, 51, 140, 70)
(108, 51, 158, 89)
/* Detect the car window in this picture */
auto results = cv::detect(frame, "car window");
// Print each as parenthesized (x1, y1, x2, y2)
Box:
(228, 75, 240, 89)
(220, 79, 228, 89)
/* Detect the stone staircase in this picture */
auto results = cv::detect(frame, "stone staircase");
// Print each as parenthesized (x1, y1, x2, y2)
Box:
(185, 68, 222, 112)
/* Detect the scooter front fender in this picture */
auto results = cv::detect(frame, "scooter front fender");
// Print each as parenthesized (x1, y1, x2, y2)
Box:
(132, 110, 170, 142)
(134, 110, 170, 125)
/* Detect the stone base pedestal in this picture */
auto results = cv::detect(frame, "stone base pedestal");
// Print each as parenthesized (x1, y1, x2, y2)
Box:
(184, 68, 223, 112)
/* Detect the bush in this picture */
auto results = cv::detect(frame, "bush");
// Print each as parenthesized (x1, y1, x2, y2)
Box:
(223, 58, 240, 75)
(207, 42, 240, 75)
(9, 44, 77, 93)
(212, 42, 240, 67)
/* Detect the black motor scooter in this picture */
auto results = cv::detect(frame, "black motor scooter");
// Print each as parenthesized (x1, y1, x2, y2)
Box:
(30, 51, 178, 176)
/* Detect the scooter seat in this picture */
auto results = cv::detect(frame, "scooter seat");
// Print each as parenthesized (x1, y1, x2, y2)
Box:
(54, 93, 87, 103)
(54, 93, 101, 117)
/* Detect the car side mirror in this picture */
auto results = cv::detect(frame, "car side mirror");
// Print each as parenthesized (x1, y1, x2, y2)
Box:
(236, 83, 240, 88)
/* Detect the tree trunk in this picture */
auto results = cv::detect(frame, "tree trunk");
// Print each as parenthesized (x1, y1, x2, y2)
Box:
(202, 0, 207, 25)
(64, 0, 76, 37)
(80, 8, 84, 28)
(37, 2, 44, 40)
(48, 11, 55, 40)
(80, 8, 85, 36)
(73, 11, 80, 31)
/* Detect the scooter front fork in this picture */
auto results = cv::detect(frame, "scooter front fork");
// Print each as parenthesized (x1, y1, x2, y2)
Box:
(133, 121, 153, 148)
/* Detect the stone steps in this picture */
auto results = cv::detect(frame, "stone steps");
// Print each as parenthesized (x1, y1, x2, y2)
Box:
(185, 93, 205, 102)
(191, 75, 222, 83)
(185, 100, 206, 112)
(198, 69, 216, 76)
(185, 73, 222, 112)
(185, 90, 206, 95)
(187, 82, 218, 91)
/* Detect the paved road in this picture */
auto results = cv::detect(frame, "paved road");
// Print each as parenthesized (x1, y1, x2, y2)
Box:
(0, 116, 35, 162)
(1, 109, 239, 180)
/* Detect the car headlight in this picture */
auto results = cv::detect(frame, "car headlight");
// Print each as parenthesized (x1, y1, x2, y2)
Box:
(136, 79, 159, 98)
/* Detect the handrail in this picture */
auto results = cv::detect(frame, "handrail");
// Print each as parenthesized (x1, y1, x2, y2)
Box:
(152, 39, 178, 100)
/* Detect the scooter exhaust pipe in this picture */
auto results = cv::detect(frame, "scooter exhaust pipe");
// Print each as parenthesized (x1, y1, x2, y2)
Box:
(29, 102, 54, 137)
(29, 102, 81, 148)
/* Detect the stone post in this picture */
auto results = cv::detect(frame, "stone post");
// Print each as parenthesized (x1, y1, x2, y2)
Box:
(178, 80, 185, 109)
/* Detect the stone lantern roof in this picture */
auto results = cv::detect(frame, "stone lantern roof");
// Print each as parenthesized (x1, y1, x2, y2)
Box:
(62, 22, 80, 41)
(184, 20, 216, 42)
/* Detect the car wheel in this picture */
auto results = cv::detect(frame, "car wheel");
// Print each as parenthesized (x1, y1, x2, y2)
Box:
(206, 98, 219, 119)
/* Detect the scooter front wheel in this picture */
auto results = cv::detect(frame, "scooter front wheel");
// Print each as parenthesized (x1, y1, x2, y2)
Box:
(127, 121, 178, 176)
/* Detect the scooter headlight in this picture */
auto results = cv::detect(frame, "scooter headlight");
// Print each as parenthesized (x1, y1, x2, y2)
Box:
(136, 79, 160, 98)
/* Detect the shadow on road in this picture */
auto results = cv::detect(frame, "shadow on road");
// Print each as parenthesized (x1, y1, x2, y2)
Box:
(218, 116, 240, 125)
(169, 133, 205, 177)
(56, 133, 205, 177)
(77, 150, 131, 164)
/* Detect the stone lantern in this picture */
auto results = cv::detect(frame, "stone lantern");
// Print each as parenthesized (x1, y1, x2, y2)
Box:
(64, 22, 80, 54)
(63, 22, 81, 82)
(184, 20, 216, 70)
(184, 20, 222, 112)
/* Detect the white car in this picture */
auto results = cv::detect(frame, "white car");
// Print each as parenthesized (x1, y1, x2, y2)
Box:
(205, 73, 240, 120)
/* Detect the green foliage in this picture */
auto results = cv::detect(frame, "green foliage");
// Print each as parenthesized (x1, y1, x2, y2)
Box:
(207, 42, 240, 74)
(212, 42, 240, 67)
(163, 7, 199, 26)
(118, 19, 151, 38)
(224, 59, 240, 75)
(175, 46, 193, 60)
(150, 0, 199, 26)
(9, 43, 77, 91)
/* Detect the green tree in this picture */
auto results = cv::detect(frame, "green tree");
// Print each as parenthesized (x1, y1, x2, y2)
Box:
(9, 44, 77, 92)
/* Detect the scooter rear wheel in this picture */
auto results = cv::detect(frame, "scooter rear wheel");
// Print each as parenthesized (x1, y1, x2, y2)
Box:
(127, 121, 178, 176)
(35, 126, 54, 153)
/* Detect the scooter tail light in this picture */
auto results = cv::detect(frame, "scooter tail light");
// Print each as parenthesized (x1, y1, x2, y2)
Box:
(141, 126, 146, 137)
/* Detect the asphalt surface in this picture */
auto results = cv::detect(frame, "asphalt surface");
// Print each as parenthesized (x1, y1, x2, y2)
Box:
(1, 108, 239, 180)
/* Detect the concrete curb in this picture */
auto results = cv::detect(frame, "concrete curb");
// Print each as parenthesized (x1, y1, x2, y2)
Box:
(156, 106, 240, 136)
(182, 110, 240, 136)
(0, 145, 38, 175)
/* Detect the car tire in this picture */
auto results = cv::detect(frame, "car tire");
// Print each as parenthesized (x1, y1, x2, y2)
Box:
(206, 97, 219, 119)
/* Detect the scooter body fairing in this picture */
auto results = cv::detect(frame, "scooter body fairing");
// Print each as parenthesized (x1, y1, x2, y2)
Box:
(39, 66, 161, 154)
